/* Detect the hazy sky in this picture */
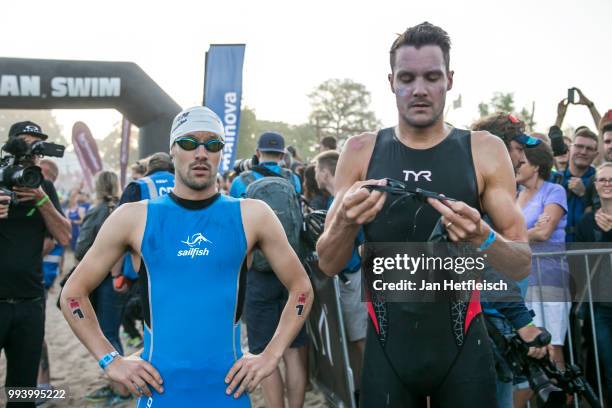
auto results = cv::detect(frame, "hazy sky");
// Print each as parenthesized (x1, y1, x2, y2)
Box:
(1, 0, 610, 142)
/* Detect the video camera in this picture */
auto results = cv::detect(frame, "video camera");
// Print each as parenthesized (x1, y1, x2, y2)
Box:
(0, 137, 65, 202)
(485, 318, 601, 408)
(549, 125, 568, 157)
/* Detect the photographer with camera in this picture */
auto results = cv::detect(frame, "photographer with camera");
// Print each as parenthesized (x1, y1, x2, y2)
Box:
(0, 121, 70, 406)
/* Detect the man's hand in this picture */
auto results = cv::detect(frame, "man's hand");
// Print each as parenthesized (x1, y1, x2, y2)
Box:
(575, 88, 593, 107)
(427, 198, 487, 244)
(517, 325, 548, 359)
(595, 210, 612, 232)
(104, 355, 164, 398)
(568, 177, 586, 197)
(338, 179, 387, 226)
(13, 186, 46, 203)
(0, 192, 10, 219)
(225, 352, 280, 399)
(557, 98, 569, 115)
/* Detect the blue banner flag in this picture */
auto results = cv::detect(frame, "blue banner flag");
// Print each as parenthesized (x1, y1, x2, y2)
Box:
(203, 44, 246, 173)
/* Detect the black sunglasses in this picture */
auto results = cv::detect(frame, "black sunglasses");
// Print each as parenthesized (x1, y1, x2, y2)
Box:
(175, 136, 225, 152)
(362, 178, 456, 239)
(363, 178, 456, 203)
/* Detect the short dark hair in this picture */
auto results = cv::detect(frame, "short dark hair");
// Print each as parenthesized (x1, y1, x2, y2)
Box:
(320, 136, 337, 150)
(147, 152, 174, 174)
(471, 112, 525, 147)
(525, 142, 554, 181)
(574, 127, 599, 144)
(390, 22, 451, 71)
(314, 150, 340, 176)
(131, 161, 147, 175)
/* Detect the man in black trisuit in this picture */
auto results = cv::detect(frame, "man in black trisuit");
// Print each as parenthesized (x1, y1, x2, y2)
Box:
(317, 22, 532, 407)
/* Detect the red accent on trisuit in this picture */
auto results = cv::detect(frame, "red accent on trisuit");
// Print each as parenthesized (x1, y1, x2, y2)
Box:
(366, 301, 380, 334)
(464, 289, 482, 334)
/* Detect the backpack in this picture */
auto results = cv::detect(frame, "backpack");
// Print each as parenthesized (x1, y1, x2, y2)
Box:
(241, 165, 304, 272)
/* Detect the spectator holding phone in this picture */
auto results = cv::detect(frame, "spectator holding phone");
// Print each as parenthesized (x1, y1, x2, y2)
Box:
(555, 87, 602, 131)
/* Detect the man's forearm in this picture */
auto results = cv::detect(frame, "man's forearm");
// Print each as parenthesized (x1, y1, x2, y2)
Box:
(39, 200, 71, 246)
(317, 218, 360, 276)
(555, 109, 567, 128)
(60, 292, 117, 361)
(263, 281, 313, 359)
(588, 104, 601, 130)
(480, 234, 532, 280)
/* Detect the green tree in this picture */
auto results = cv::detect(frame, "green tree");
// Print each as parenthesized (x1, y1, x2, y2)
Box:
(491, 92, 515, 113)
(478, 92, 536, 131)
(308, 79, 381, 142)
(236, 106, 258, 160)
(0, 109, 68, 146)
(236, 107, 319, 164)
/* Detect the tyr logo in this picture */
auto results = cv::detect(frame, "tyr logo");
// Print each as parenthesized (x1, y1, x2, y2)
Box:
(403, 170, 432, 182)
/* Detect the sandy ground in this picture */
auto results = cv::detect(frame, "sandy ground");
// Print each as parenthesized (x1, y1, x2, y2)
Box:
(0, 252, 328, 407)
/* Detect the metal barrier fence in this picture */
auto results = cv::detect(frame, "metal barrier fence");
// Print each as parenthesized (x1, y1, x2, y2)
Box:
(531, 247, 612, 407)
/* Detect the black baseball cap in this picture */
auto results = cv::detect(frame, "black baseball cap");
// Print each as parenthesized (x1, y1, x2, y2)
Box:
(257, 132, 285, 153)
(9, 121, 48, 140)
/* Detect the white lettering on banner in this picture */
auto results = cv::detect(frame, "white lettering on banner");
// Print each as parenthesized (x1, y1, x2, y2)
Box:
(222, 92, 239, 170)
(51, 77, 121, 97)
(0, 76, 19, 96)
(19, 76, 40, 96)
(0, 75, 41, 96)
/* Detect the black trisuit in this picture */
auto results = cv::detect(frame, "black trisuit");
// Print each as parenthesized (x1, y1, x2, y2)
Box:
(361, 127, 498, 407)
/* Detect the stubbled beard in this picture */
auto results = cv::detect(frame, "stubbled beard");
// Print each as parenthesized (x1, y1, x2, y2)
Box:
(178, 167, 216, 191)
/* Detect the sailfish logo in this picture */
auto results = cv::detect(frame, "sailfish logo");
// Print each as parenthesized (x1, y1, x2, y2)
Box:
(181, 233, 213, 247)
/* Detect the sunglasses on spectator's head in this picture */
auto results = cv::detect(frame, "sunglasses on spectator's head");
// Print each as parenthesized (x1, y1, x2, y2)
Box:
(175, 136, 225, 152)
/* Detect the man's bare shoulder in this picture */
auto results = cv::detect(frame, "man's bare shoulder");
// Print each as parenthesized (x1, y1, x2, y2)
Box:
(470, 130, 507, 153)
(239, 198, 272, 220)
(470, 130, 512, 175)
(337, 131, 378, 181)
(108, 200, 148, 227)
(342, 132, 377, 155)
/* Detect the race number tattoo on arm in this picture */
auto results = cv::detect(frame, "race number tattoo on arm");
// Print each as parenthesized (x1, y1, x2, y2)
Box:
(68, 298, 85, 319)
(295, 293, 307, 316)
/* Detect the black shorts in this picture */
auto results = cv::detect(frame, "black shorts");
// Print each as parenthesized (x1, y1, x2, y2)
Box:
(245, 269, 307, 354)
(361, 302, 497, 408)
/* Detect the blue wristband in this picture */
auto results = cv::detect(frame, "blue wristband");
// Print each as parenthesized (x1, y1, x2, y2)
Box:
(478, 230, 496, 252)
(99, 351, 119, 370)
